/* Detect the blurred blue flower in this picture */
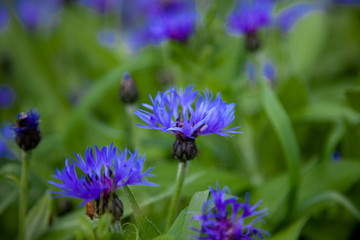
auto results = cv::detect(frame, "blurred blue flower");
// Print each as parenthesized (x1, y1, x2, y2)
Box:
(97, 28, 118, 48)
(135, 85, 241, 138)
(0, 138, 15, 159)
(332, 151, 342, 161)
(245, 61, 257, 83)
(0, 3, 10, 33)
(16, 0, 63, 31)
(332, 0, 360, 5)
(192, 185, 268, 240)
(0, 84, 15, 108)
(78, 0, 120, 14)
(14, 109, 41, 151)
(122, 0, 197, 50)
(227, 0, 321, 51)
(262, 60, 276, 83)
(49, 143, 156, 205)
(2, 124, 15, 139)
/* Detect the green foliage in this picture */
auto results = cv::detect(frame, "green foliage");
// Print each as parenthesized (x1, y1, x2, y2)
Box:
(0, 1, 360, 240)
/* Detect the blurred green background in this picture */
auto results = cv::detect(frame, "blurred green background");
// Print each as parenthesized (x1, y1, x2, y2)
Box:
(1, 1, 360, 240)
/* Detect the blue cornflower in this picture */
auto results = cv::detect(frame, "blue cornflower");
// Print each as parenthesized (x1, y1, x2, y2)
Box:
(0, 84, 16, 109)
(245, 61, 257, 83)
(0, 3, 10, 33)
(0, 138, 15, 159)
(78, 0, 120, 14)
(135, 85, 241, 161)
(49, 144, 156, 218)
(227, 0, 321, 51)
(122, 0, 197, 50)
(14, 109, 41, 151)
(262, 60, 276, 83)
(192, 185, 268, 240)
(244, 59, 276, 84)
(16, 0, 63, 31)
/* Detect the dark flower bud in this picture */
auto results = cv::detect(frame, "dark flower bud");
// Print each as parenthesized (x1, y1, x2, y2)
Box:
(245, 33, 260, 52)
(89, 193, 124, 221)
(173, 136, 198, 162)
(119, 72, 139, 104)
(14, 109, 41, 152)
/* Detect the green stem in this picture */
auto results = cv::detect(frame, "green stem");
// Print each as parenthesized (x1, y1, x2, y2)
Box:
(19, 151, 31, 240)
(125, 105, 137, 151)
(110, 221, 122, 234)
(166, 161, 189, 231)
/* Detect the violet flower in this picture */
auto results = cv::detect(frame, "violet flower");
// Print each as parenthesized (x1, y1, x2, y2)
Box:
(192, 185, 268, 240)
(122, 0, 197, 50)
(135, 85, 241, 161)
(227, 0, 321, 51)
(16, 0, 63, 31)
(0, 3, 10, 33)
(49, 144, 156, 219)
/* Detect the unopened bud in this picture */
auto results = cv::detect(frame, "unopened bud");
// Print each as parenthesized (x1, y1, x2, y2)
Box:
(88, 193, 124, 221)
(245, 33, 260, 52)
(173, 136, 198, 161)
(14, 109, 41, 152)
(119, 72, 139, 104)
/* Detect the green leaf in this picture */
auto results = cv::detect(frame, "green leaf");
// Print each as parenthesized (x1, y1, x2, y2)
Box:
(123, 186, 161, 240)
(346, 87, 360, 112)
(261, 82, 301, 210)
(299, 160, 360, 203)
(271, 217, 308, 240)
(78, 215, 95, 240)
(0, 187, 18, 216)
(180, 190, 210, 240)
(167, 207, 188, 238)
(322, 122, 345, 162)
(278, 76, 308, 112)
(287, 12, 327, 77)
(299, 191, 360, 221)
(37, 209, 83, 240)
(95, 212, 113, 239)
(291, 101, 360, 124)
(153, 235, 175, 240)
(25, 192, 52, 240)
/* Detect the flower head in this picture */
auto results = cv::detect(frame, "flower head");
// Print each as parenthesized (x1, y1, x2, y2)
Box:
(227, 0, 321, 51)
(136, 85, 240, 138)
(122, 0, 197, 50)
(119, 72, 139, 104)
(135, 85, 241, 161)
(16, 0, 63, 31)
(262, 60, 276, 83)
(78, 0, 120, 14)
(192, 185, 268, 240)
(14, 109, 41, 151)
(49, 143, 156, 205)
(0, 84, 15, 109)
(0, 3, 10, 33)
